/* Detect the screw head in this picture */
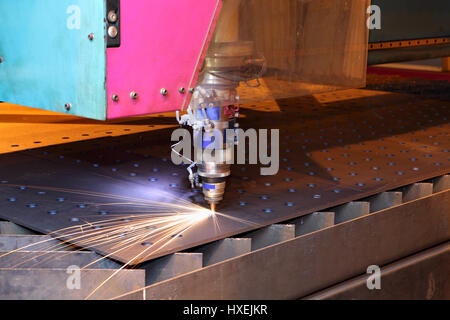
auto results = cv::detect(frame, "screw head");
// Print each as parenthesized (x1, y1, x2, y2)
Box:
(108, 26, 118, 39)
(160, 88, 168, 96)
(64, 103, 72, 111)
(111, 94, 119, 102)
(178, 87, 186, 94)
(107, 10, 118, 23)
(130, 92, 138, 100)
(88, 33, 95, 41)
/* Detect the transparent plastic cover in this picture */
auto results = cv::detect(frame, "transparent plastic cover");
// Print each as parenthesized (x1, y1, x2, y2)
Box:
(199, 0, 369, 104)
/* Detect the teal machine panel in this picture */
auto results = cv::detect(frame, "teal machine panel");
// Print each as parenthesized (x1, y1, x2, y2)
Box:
(0, 0, 107, 119)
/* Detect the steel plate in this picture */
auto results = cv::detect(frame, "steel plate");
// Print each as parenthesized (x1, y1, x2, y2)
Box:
(0, 90, 449, 264)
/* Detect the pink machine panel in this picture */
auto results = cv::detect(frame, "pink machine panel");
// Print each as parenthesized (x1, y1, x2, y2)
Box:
(106, 0, 222, 119)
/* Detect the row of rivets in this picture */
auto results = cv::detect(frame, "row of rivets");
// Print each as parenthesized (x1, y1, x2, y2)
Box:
(110, 88, 190, 102)
(86, 31, 185, 103)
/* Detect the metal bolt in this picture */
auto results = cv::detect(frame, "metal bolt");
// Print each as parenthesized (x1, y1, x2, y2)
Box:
(160, 88, 168, 96)
(107, 10, 118, 23)
(65, 103, 72, 111)
(111, 94, 119, 102)
(178, 87, 186, 94)
(88, 33, 95, 41)
(189, 88, 195, 94)
(130, 92, 138, 100)
(108, 26, 118, 38)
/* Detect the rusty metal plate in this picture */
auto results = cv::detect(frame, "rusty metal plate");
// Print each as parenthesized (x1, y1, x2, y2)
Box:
(0, 90, 448, 264)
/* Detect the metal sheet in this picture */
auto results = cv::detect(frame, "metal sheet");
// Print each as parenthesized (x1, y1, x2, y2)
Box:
(0, 103, 178, 154)
(0, 90, 449, 264)
(0, 251, 120, 269)
(0, 0, 107, 120)
(116, 190, 450, 300)
(0, 268, 145, 300)
(306, 242, 450, 300)
(0, 235, 70, 252)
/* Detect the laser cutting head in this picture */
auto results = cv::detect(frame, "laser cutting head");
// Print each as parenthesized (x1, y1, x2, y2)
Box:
(176, 40, 264, 208)
(175, 102, 237, 209)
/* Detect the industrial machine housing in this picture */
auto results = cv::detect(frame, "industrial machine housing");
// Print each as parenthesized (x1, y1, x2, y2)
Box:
(0, 0, 449, 299)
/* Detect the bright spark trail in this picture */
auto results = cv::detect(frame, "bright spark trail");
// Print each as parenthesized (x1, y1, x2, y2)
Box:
(0, 183, 259, 299)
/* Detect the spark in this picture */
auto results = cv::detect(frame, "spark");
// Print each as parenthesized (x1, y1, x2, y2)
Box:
(0, 183, 260, 299)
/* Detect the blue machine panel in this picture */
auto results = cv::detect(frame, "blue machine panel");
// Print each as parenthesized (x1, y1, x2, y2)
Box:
(0, 0, 107, 120)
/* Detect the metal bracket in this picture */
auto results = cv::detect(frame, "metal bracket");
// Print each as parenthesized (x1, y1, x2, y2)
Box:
(106, 0, 120, 48)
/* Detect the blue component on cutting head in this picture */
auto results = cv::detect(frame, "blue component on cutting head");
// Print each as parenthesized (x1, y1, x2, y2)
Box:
(197, 107, 221, 121)
(198, 107, 230, 148)
(203, 184, 216, 190)
(203, 129, 229, 148)
(202, 133, 216, 148)
(206, 107, 221, 121)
